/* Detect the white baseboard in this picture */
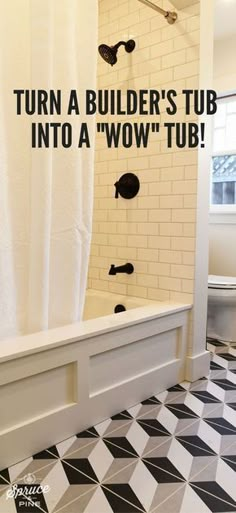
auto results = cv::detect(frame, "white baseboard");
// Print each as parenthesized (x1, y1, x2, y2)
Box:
(185, 350, 211, 382)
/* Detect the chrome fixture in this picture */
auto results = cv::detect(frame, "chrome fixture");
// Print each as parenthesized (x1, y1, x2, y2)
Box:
(109, 263, 134, 275)
(98, 40, 136, 66)
(137, 0, 178, 24)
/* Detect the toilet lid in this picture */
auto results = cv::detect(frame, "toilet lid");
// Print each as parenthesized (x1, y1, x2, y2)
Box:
(208, 275, 236, 290)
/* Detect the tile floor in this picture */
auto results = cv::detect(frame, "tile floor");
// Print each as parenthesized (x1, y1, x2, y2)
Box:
(1, 339, 236, 513)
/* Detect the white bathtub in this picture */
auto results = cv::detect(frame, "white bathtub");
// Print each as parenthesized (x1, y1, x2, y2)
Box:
(0, 289, 191, 471)
(83, 289, 157, 320)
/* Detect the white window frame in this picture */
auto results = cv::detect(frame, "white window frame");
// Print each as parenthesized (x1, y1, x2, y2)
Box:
(210, 93, 236, 223)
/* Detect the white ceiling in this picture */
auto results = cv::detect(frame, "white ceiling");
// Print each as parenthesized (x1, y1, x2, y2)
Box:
(214, 0, 236, 41)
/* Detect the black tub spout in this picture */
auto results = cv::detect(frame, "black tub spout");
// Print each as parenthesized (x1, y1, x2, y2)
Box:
(109, 263, 134, 276)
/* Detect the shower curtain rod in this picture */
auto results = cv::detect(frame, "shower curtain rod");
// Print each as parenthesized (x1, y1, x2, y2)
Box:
(137, 0, 178, 24)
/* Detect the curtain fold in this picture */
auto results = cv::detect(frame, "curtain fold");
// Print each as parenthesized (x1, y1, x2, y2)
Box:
(0, 0, 98, 338)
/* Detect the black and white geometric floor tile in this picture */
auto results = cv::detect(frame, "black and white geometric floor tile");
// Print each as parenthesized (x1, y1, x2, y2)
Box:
(1, 341, 236, 513)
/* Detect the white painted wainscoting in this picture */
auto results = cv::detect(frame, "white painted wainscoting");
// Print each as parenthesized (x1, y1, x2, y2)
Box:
(0, 301, 191, 471)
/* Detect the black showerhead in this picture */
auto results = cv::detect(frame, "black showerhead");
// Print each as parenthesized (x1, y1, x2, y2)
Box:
(98, 44, 118, 66)
(98, 40, 136, 66)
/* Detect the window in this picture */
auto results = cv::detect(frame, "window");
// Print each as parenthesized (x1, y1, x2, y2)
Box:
(211, 95, 236, 208)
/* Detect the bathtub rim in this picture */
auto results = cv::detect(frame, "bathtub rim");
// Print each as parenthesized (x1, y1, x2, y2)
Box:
(0, 301, 192, 365)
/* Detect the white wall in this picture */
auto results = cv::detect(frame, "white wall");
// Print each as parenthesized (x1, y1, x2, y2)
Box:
(209, 221, 236, 276)
(209, 34, 236, 278)
(213, 35, 236, 93)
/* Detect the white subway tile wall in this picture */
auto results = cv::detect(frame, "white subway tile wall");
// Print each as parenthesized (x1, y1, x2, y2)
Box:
(88, 0, 200, 303)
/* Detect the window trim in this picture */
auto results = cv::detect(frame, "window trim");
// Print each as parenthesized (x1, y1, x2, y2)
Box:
(210, 92, 236, 216)
(209, 210, 236, 224)
(212, 150, 236, 158)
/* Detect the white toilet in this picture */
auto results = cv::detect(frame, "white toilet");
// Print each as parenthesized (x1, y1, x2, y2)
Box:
(207, 275, 236, 343)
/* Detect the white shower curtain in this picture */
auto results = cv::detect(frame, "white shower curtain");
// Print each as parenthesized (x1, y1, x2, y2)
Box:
(0, 0, 98, 339)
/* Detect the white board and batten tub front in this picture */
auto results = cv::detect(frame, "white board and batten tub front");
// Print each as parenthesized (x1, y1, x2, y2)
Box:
(0, 289, 192, 470)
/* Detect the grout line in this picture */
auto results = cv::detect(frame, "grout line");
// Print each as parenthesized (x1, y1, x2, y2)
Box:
(188, 454, 218, 481)
(53, 484, 98, 513)
(163, 404, 198, 418)
(220, 449, 236, 465)
(191, 482, 236, 510)
(56, 437, 98, 460)
(142, 434, 176, 459)
(7, 460, 57, 489)
(175, 436, 216, 457)
(101, 483, 146, 513)
(102, 437, 139, 459)
(125, 392, 192, 422)
(189, 391, 221, 403)
(150, 482, 186, 513)
(141, 417, 200, 457)
(101, 459, 138, 486)
(87, 417, 133, 438)
(4, 350, 233, 513)
(60, 442, 169, 511)
(212, 373, 236, 387)
(0, 474, 11, 486)
(56, 460, 144, 513)
(44, 449, 61, 459)
(61, 459, 99, 486)
(141, 456, 186, 484)
(204, 419, 236, 435)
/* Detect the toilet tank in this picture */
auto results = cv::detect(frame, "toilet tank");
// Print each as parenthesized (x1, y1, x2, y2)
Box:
(207, 275, 236, 343)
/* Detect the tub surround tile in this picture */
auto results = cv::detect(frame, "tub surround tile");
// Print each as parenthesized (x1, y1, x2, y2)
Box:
(90, 0, 201, 307)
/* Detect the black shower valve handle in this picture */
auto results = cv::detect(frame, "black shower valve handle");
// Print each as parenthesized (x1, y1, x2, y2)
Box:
(114, 181, 120, 198)
(114, 173, 140, 200)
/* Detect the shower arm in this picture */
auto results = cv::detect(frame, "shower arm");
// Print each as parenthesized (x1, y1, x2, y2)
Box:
(137, 0, 178, 24)
(113, 41, 128, 50)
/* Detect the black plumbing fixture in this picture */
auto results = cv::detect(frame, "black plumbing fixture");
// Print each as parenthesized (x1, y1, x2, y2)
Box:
(114, 173, 140, 199)
(109, 263, 134, 276)
(114, 304, 126, 314)
(98, 40, 136, 66)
